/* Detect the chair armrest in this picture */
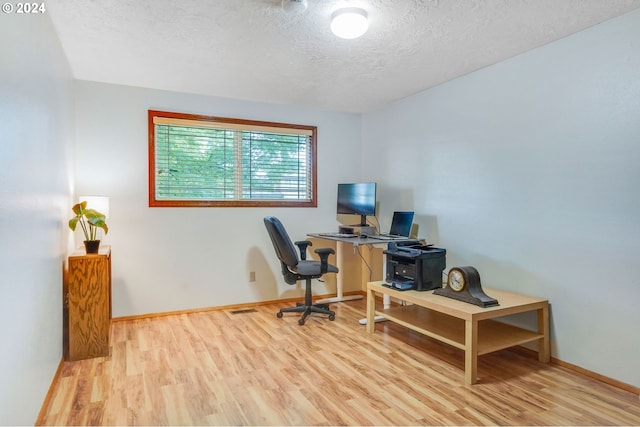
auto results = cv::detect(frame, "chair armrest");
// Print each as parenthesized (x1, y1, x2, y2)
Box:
(314, 247, 335, 274)
(294, 240, 312, 260)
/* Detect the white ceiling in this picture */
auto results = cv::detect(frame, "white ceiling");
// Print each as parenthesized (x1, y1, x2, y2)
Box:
(47, 0, 640, 113)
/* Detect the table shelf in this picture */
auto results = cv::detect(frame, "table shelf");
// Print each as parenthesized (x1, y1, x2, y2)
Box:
(377, 305, 466, 350)
(377, 304, 545, 355)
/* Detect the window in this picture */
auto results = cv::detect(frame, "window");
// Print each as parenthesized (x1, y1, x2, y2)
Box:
(148, 110, 317, 207)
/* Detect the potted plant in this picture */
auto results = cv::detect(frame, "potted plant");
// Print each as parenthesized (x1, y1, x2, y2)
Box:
(68, 201, 109, 254)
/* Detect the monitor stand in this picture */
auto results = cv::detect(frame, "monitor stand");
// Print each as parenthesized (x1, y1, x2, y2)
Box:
(353, 214, 368, 227)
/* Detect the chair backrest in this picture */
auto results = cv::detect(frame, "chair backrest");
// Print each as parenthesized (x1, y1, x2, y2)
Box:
(263, 216, 299, 268)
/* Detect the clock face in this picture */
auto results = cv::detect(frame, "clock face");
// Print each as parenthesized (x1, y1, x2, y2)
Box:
(448, 269, 466, 292)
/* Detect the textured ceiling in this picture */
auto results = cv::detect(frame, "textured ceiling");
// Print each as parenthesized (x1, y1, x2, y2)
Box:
(46, 0, 640, 113)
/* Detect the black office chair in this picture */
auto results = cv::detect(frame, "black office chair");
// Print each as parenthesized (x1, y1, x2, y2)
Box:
(263, 216, 338, 325)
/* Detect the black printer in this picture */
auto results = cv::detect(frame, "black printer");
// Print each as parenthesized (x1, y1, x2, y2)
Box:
(384, 242, 446, 291)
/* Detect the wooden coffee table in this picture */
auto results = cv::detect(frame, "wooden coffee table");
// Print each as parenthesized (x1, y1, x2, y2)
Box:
(366, 281, 550, 384)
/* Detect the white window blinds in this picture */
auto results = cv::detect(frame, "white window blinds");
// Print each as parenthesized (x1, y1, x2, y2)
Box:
(149, 111, 317, 207)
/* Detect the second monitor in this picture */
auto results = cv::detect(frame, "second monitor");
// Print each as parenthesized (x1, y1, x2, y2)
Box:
(385, 211, 414, 237)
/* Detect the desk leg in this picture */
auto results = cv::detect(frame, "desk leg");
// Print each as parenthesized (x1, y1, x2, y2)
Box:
(316, 241, 362, 304)
(465, 320, 479, 385)
(538, 305, 551, 363)
(383, 294, 391, 309)
(366, 287, 376, 334)
(359, 247, 389, 325)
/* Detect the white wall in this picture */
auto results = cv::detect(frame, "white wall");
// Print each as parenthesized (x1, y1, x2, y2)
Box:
(363, 9, 640, 387)
(3, 10, 637, 424)
(74, 81, 363, 317)
(0, 13, 75, 425)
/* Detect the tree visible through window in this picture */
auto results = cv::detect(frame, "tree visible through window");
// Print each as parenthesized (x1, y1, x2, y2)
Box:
(148, 110, 317, 207)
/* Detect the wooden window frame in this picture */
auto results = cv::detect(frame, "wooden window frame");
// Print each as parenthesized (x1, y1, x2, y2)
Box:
(148, 110, 317, 208)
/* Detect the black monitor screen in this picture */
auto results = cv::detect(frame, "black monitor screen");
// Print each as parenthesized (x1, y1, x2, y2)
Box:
(389, 211, 414, 237)
(337, 182, 376, 225)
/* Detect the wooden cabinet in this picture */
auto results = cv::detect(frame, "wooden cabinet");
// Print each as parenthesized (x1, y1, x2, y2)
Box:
(63, 245, 112, 361)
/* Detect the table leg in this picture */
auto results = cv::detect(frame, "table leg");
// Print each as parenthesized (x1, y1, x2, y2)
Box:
(538, 305, 551, 363)
(465, 320, 479, 385)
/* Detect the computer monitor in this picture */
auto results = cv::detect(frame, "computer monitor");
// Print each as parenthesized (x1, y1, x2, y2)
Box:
(389, 211, 414, 237)
(337, 182, 376, 226)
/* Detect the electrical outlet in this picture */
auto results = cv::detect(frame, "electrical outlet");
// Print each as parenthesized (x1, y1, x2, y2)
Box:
(249, 271, 256, 282)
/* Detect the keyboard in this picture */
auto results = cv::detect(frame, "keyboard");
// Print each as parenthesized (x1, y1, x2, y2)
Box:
(368, 235, 393, 240)
(369, 234, 404, 240)
(318, 232, 357, 238)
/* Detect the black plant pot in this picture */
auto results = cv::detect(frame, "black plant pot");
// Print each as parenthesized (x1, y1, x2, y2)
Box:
(84, 240, 101, 254)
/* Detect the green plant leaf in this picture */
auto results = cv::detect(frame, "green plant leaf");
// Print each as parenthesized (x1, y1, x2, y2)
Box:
(72, 201, 87, 215)
(90, 219, 108, 234)
(85, 209, 108, 235)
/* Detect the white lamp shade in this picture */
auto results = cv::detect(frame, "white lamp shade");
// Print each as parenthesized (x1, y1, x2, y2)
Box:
(331, 7, 368, 39)
(79, 196, 109, 219)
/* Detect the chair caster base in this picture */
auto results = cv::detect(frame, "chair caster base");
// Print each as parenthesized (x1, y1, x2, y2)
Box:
(276, 303, 336, 325)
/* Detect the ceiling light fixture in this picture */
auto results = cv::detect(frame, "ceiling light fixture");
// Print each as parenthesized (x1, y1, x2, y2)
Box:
(330, 7, 368, 39)
(281, 0, 307, 13)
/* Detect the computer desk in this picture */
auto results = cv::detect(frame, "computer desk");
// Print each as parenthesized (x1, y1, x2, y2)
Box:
(307, 233, 415, 306)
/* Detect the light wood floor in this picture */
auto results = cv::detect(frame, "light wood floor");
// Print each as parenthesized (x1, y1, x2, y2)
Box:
(39, 298, 640, 426)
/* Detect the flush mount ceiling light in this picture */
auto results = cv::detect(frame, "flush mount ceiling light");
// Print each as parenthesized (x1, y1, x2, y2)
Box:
(330, 7, 368, 39)
(281, 0, 307, 13)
